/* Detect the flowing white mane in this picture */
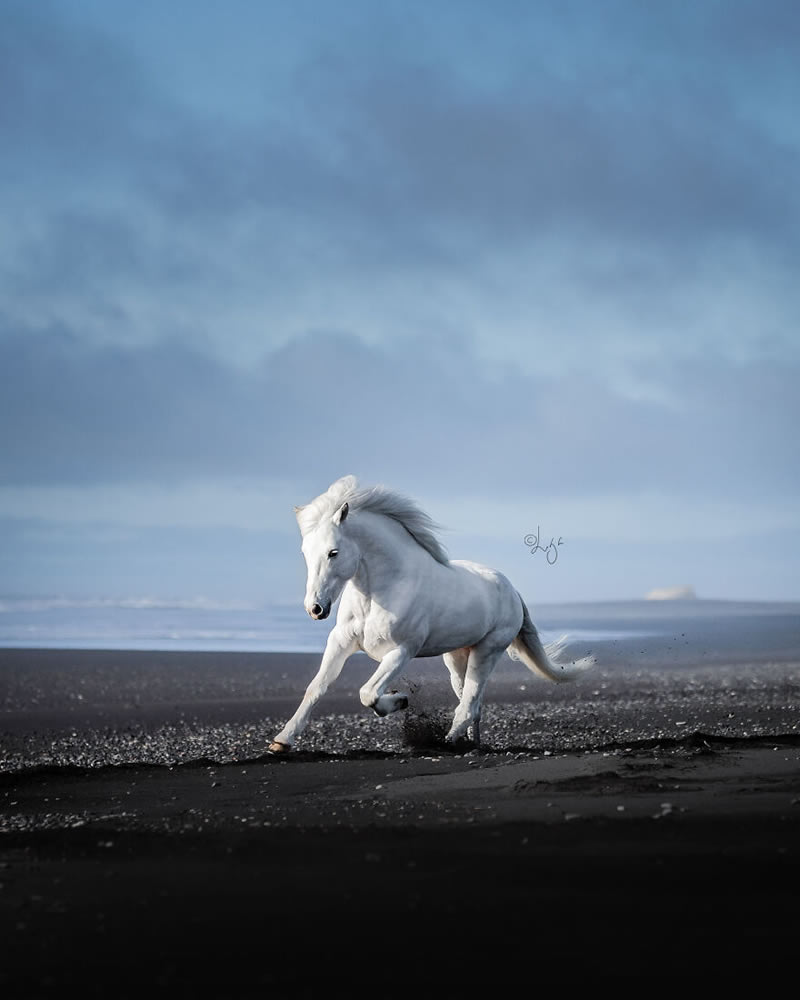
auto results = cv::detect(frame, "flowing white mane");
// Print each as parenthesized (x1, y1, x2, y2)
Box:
(296, 475, 449, 565)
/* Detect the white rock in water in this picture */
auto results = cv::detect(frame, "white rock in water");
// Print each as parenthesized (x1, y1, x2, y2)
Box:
(645, 585, 697, 601)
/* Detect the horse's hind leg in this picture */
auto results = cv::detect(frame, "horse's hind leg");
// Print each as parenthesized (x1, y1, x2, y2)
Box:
(443, 648, 469, 701)
(445, 641, 504, 747)
(444, 648, 479, 741)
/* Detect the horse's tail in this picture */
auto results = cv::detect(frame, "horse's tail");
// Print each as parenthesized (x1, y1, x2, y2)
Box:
(507, 594, 594, 683)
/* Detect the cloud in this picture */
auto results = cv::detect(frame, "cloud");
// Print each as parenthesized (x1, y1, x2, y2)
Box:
(0, 516, 298, 603)
(2, 0, 798, 373)
(2, 1, 798, 602)
(0, 2, 168, 185)
(2, 324, 797, 507)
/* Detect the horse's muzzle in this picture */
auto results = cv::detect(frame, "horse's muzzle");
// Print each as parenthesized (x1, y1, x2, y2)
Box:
(309, 602, 331, 620)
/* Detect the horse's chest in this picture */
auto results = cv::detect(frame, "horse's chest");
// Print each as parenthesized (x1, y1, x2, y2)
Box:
(359, 614, 407, 659)
(360, 625, 396, 660)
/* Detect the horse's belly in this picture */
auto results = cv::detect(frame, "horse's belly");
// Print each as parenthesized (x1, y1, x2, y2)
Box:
(416, 639, 470, 658)
(359, 615, 481, 661)
(416, 626, 487, 659)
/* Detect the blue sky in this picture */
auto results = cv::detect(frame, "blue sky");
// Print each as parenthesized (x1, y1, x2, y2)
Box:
(1, 0, 798, 606)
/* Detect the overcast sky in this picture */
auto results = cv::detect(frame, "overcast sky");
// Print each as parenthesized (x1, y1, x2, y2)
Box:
(2, 0, 798, 606)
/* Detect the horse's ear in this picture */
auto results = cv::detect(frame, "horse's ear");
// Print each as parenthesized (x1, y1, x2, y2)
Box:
(328, 474, 358, 496)
(333, 501, 349, 525)
(293, 504, 305, 518)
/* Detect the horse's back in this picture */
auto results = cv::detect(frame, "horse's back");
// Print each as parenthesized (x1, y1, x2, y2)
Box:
(448, 558, 519, 597)
(438, 559, 524, 635)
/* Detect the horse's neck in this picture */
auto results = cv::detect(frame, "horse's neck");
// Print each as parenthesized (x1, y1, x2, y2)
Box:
(349, 512, 426, 596)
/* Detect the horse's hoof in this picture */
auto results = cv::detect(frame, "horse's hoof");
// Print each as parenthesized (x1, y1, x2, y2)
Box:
(268, 741, 291, 755)
(386, 690, 408, 711)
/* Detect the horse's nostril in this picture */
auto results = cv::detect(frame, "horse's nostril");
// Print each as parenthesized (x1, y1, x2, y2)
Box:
(311, 603, 323, 617)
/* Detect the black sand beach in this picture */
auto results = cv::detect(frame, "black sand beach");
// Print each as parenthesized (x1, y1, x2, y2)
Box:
(2, 613, 799, 995)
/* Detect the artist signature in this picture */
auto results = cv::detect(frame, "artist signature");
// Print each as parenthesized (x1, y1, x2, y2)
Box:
(524, 528, 564, 565)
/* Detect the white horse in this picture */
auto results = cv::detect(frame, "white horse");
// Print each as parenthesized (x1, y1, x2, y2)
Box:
(269, 476, 592, 754)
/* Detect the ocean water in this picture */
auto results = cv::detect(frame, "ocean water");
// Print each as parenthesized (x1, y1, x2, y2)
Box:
(0, 595, 666, 653)
(1, 596, 798, 659)
(0, 598, 323, 653)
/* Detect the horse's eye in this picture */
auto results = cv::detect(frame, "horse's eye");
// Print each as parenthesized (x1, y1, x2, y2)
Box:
(328, 549, 338, 558)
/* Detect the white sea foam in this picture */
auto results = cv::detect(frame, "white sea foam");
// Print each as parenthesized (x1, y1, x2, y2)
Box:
(0, 596, 258, 613)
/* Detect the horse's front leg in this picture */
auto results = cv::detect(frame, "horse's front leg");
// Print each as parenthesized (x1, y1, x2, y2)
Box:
(359, 646, 414, 716)
(269, 628, 358, 752)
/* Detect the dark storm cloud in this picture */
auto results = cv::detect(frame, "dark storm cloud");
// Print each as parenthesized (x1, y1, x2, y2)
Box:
(138, 44, 799, 279)
(316, 63, 797, 250)
(0, 2, 165, 183)
(7, 209, 204, 305)
(3, 0, 798, 310)
(2, 325, 798, 502)
(0, 323, 245, 485)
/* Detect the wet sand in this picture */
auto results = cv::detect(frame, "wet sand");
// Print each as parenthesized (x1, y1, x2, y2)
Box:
(1, 644, 799, 994)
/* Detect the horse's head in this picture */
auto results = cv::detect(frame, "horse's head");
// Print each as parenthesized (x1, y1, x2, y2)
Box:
(296, 499, 359, 620)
